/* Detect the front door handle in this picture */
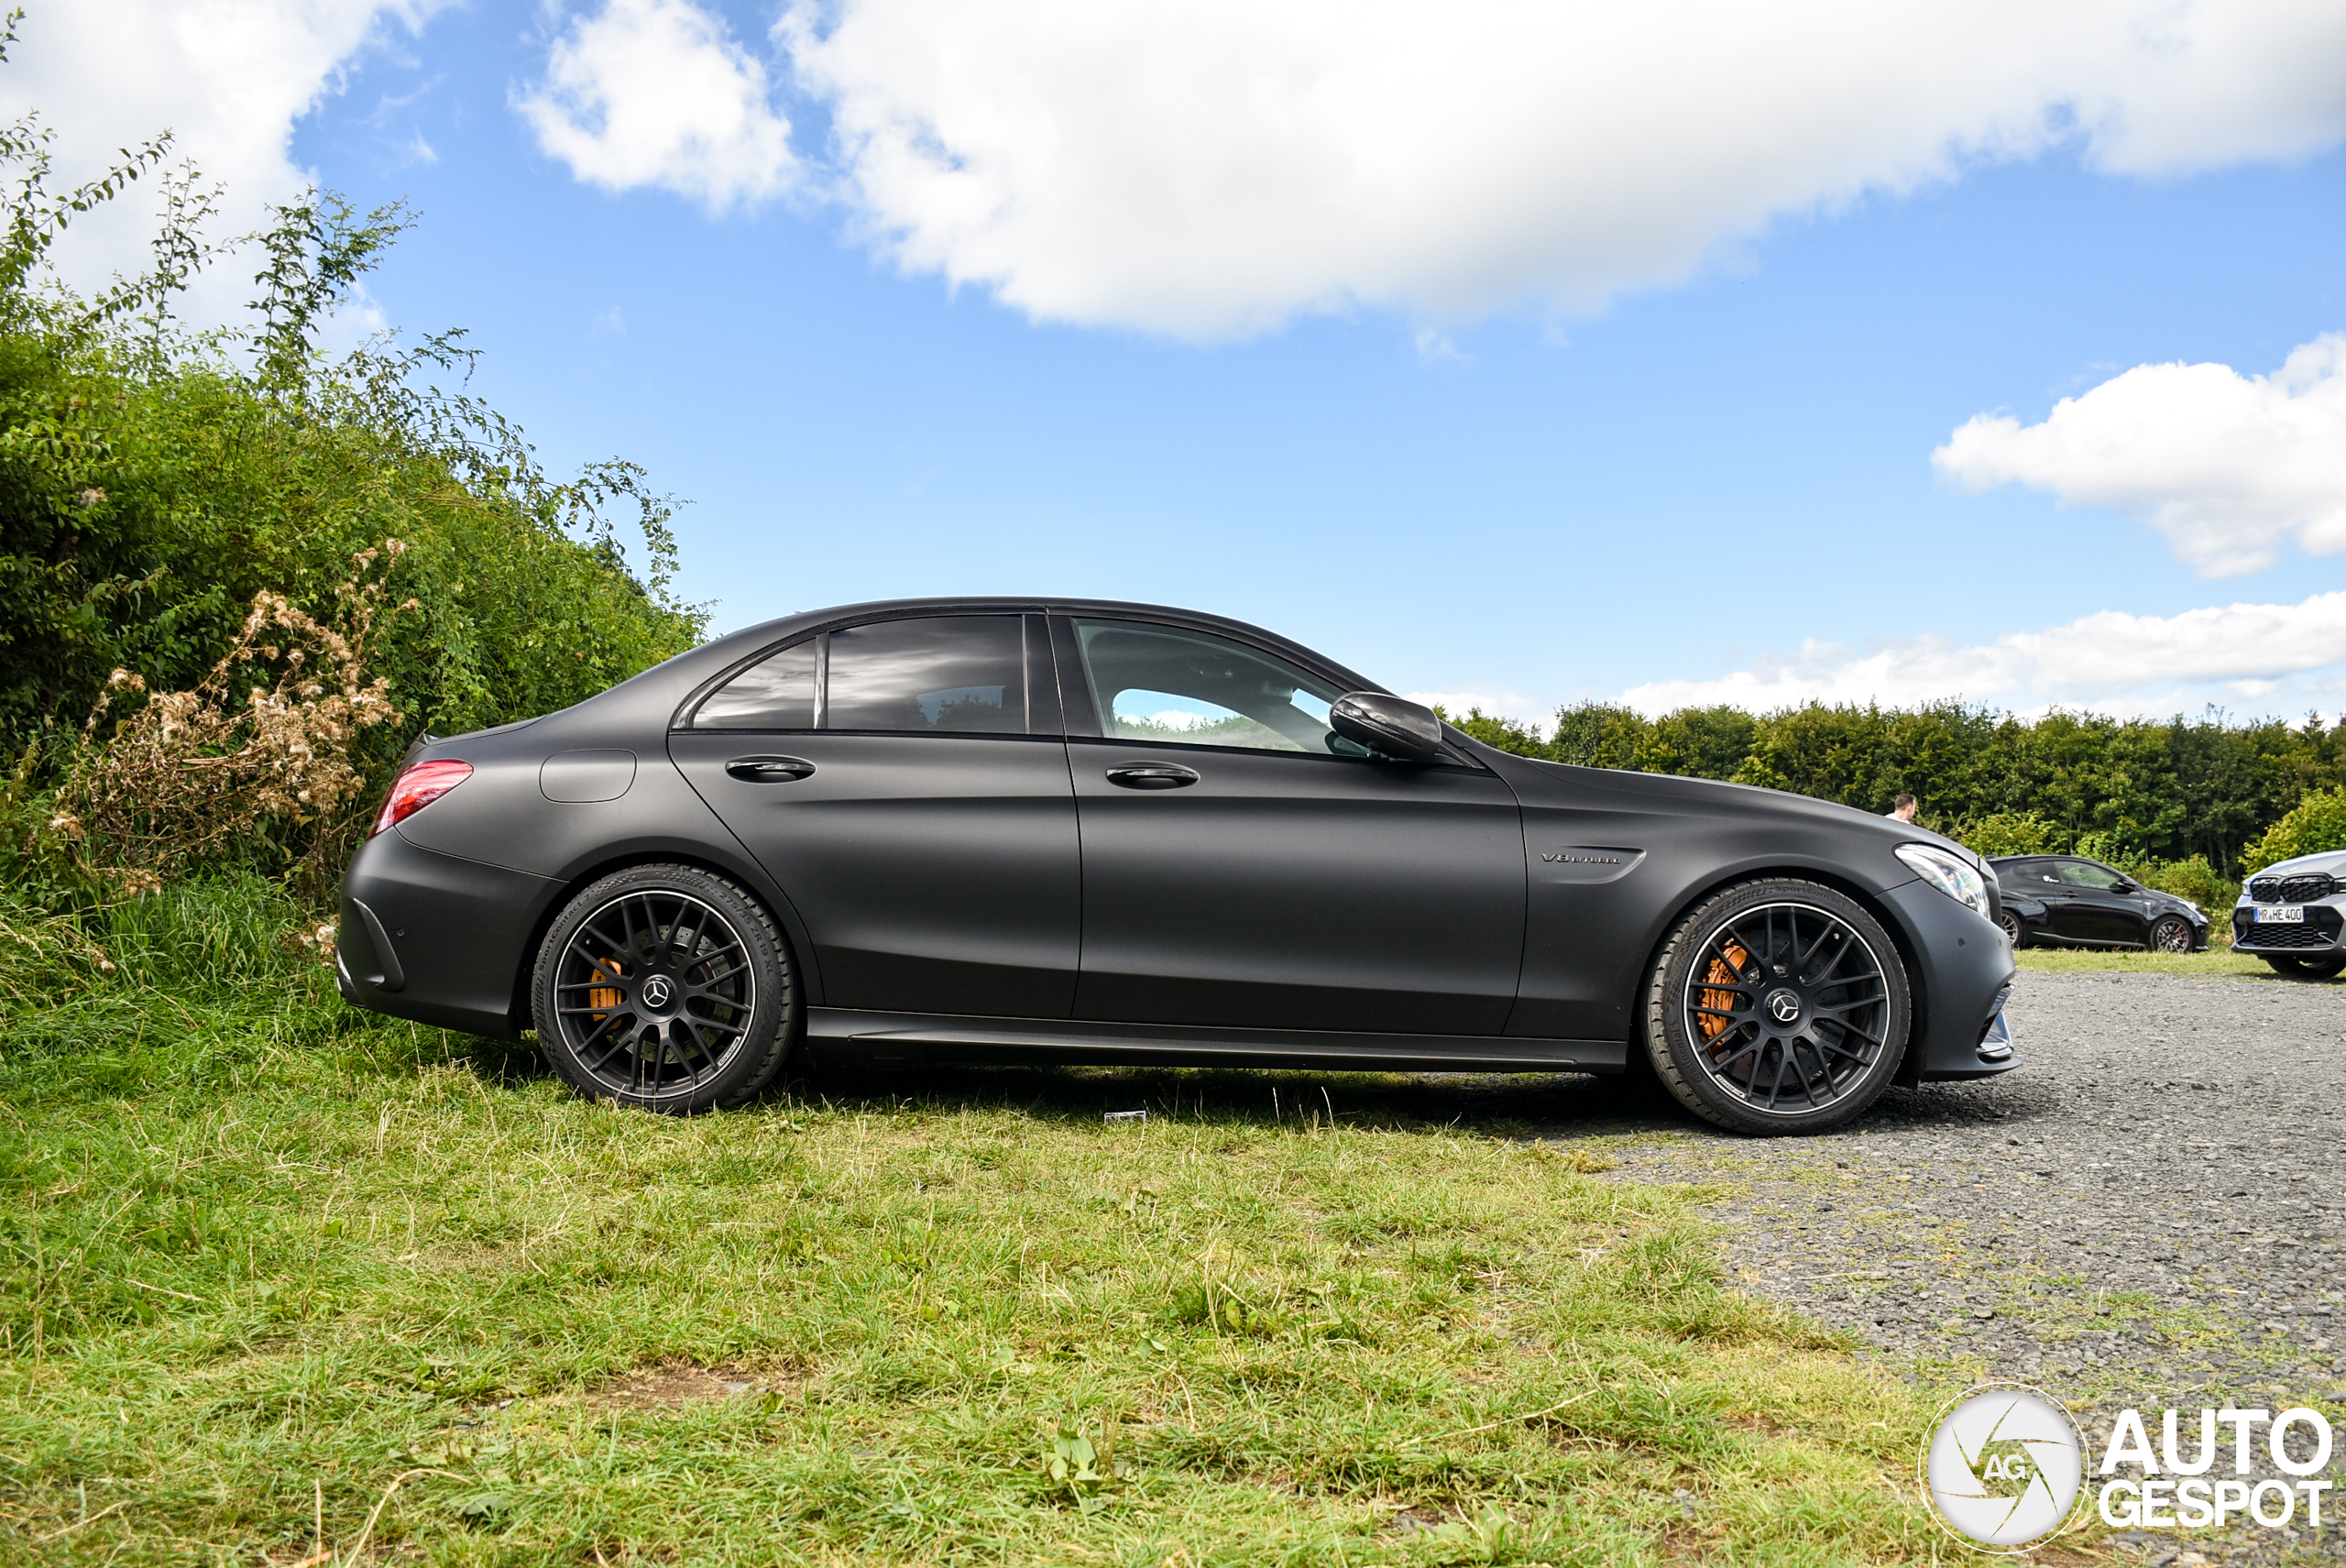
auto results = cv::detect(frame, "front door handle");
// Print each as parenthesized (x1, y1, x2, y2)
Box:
(1105, 762, 1200, 790)
(726, 756, 816, 783)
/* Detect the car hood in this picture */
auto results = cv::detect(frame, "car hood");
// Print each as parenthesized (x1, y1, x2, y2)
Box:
(2252, 848, 2346, 880)
(1495, 753, 1982, 866)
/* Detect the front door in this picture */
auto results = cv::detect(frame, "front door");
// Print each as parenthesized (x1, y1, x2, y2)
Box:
(671, 612, 1080, 1017)
(2049, 859, 2144, 944)
(1057, 615, 1526, 1036)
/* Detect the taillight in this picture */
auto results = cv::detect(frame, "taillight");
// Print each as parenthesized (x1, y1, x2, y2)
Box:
(371, 759, 473, 837)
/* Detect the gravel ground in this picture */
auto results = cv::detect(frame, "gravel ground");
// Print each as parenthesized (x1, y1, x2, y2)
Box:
(1552, 968, 2345, 1565)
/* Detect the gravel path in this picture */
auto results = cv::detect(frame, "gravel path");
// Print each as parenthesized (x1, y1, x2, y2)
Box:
(1554, 969, 2345, 1565)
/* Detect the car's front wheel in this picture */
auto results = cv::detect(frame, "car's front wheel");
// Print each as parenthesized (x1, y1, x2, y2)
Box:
(2146, 915, 2194, 954)
(532, 864, 798, 1113)
(1641, 879, 1913, 1135)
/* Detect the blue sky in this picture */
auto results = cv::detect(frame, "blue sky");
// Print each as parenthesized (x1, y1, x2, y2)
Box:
(12, 2, 2346, 724)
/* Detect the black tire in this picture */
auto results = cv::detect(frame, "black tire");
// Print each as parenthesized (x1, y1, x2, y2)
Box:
(532, 864, 798, 1113)
(2146, 915, 2193, 954)
(1641, 879, 1912, 1135)
(1997, 910, 2024, 948)
(2264, 954, 2346, 980)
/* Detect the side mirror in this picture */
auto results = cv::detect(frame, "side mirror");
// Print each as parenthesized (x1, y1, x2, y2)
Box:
(2111, 881, 2137, 894)
(1330, 691, 1445, 762)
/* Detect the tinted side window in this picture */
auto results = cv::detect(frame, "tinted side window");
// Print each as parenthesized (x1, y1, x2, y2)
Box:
(696, 638, 816, 729)
(827, 616, 1027, 734)
(1071, 619, 1354, 754)
(2057, 861, 2126, 890)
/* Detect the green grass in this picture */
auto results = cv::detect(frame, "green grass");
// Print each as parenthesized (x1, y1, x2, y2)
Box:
(0, 883, 1979, 1565)
(2012, 942, 2330, 980)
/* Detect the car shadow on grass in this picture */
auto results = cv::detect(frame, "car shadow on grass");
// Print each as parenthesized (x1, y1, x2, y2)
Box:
(781, 1057, 1703, 1143)
(439, 1031, 2063, 1146)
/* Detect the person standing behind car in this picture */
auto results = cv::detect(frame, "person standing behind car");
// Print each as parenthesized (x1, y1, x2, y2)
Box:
(1886, 794, 1917, 823)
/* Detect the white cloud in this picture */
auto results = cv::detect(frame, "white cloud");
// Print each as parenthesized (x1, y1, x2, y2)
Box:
(0, 2, 439, 310)
(1619, 590, 2346, 716)
(1935, 334, 2346, 577)
(518, 0, 795, 212)
(707, 0, 2346, 337)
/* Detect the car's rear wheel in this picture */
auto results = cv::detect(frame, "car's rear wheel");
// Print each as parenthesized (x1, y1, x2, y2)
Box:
(1997, 910, 2024, 947)
(2263, 953, 2346, 980)
(532, 864, 797, 1113)
(1642, 879, 1912, 1135)
(2146, 915, 2193, 954)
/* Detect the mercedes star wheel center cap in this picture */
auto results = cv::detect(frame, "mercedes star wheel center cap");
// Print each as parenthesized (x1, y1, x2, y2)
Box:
(641, 975, 674, 1011)
(1765, 988, 1802, 1025)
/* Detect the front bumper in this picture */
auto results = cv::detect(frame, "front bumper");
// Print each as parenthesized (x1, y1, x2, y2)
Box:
(336, 828, 561, 1037)
(2231, 903, 2345, 955)
(1881, 880, 2020, 1082)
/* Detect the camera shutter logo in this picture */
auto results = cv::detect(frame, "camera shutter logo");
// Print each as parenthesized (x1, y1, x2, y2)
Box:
(1921, 1383, 2086, 1550)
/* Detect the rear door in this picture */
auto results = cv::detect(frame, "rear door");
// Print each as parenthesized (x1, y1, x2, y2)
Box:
(670, 612, 1080, 1017)
(1056, 615, 1525, 1036)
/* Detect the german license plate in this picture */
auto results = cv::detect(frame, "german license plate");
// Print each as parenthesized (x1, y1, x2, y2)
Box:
(2255, 905, 2307, 923)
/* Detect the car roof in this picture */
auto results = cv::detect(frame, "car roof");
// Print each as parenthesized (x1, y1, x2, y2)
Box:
(691, 596, 1387, 696)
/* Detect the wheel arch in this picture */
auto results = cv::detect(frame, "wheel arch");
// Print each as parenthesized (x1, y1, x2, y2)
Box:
(509, 848, 819, 1035)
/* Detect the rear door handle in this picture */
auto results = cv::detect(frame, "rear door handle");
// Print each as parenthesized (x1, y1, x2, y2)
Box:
(1105, 762, 1200, 790)
(726, 756, 816, 783)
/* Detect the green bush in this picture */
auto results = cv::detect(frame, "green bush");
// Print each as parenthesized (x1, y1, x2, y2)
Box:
(2241, 786, 2346, 876)
(1956, 811, 2063, 858)
(0, 27, 705, 906)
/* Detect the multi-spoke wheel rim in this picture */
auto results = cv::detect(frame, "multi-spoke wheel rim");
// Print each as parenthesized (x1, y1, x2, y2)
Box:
(2150, 918, 2191, 954)
(1682, 902, 1891, 1117)
(552, 890, 757, 1098)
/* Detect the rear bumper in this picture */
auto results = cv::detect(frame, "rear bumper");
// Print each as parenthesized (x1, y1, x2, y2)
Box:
(336, 828, 559, 1038)
(1882, 881, 2019, 1083)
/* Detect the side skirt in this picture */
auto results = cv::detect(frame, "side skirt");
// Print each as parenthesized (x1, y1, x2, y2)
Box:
(806, 1008, 1628, 1074)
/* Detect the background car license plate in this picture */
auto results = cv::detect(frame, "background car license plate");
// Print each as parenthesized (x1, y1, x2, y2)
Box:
(2256, 905, 2307, 923)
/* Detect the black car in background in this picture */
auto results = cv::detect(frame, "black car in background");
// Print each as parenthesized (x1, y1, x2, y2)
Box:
(336, 598, 2018, 1135)
(1987, 854, 2209, 952)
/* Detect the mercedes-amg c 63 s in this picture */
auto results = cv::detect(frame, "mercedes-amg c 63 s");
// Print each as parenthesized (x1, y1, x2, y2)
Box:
(336, 598, 2017, 1135)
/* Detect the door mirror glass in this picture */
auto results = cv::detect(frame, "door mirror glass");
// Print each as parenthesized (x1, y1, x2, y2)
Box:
(1330, 692, 1445, 762)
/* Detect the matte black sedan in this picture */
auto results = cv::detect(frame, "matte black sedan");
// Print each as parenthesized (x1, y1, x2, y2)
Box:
(1986, 854, 2208, 953)
(336, 598, 2017, 1135)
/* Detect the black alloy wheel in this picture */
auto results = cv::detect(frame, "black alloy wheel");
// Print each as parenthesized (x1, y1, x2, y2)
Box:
(532, 864, 797, 1113)
(2146, 915, 2193, 954)
(1642, 880, 1912, 1135)
(2262, 953, 2346, 981)
(1997, 910, 2024, 947)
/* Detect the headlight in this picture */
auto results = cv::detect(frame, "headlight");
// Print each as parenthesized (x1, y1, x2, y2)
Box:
(1897, 843, 1990, 917)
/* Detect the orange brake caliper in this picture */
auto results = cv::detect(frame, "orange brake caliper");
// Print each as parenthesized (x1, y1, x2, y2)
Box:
(588, 959, 624, 1019)
(1697, 941, 1749, 1042)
